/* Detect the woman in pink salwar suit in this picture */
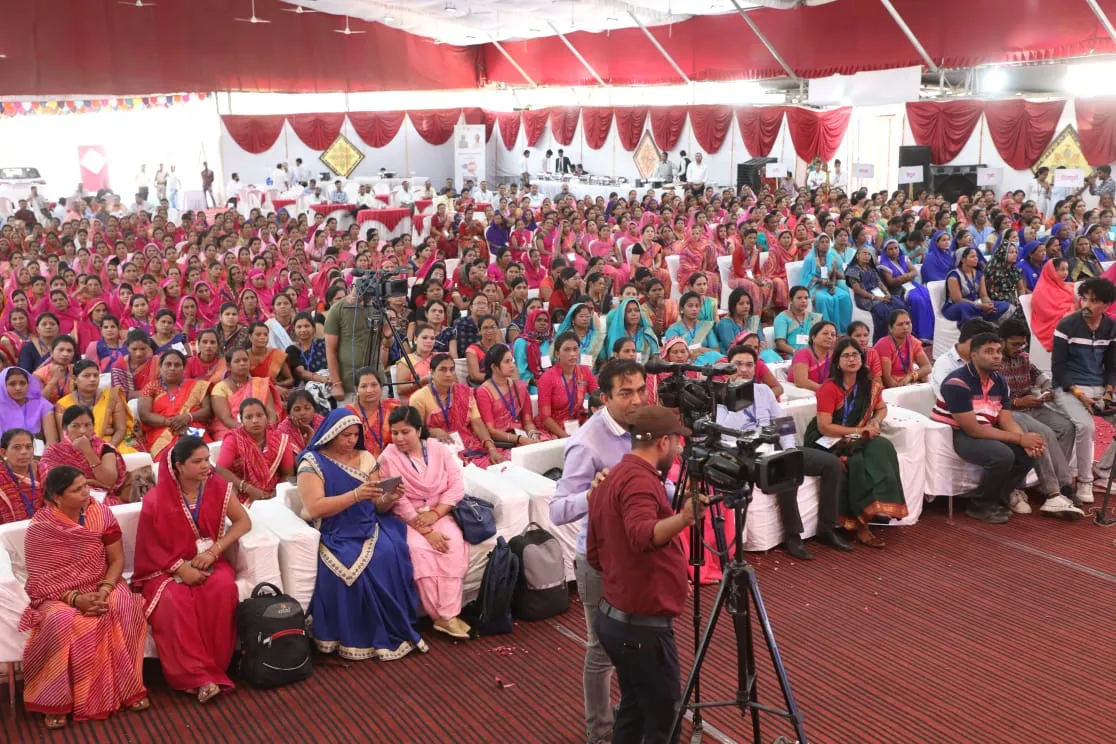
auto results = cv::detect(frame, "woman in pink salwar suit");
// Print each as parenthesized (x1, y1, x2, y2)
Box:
(377, 406, 472, 640)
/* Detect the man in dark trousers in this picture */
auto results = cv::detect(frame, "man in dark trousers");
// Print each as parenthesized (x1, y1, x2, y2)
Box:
(587, 405, 706, 744)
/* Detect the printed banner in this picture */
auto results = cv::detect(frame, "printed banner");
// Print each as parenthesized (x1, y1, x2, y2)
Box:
(454, 124, 486, 191)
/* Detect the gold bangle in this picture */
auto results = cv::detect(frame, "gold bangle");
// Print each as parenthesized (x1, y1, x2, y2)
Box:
(97, 580, 115, 591)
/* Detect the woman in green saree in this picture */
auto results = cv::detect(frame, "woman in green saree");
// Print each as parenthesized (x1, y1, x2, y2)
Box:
(804, 337, 907, 548)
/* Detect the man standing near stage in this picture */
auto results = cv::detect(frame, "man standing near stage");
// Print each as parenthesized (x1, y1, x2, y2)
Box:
(587, 405, 705, 744)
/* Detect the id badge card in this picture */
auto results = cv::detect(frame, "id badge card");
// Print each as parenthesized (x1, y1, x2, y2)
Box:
(186, 426, 205, 438)
(514, 428, 529, 440)
(195, 538, 214, 555)
(746, 269, 755, 280)
(818, 266, 829, 281)
(870, 287, 887, 298)
(540, 356, 553, 369)
(794, 333, 809, 346)
(564, 420, 580, 436)
(448, 432, 465, 454)
(580, 354, 594, 367)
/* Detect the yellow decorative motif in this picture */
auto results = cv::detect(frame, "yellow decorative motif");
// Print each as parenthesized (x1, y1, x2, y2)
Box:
(320, 134, 366, 178)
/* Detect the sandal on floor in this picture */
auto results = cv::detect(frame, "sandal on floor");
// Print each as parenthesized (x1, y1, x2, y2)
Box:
(856, 532, 886, 549)
(432, 618, 471, 640)
(45, 715, 67, 730)
(197, 684, 220, 704)
(129, 698, 151, 712)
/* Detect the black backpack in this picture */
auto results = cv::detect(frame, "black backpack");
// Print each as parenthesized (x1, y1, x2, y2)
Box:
(462, 537, 519, 635)
(236, 582, 313, 688)
(508, 523, 569, 621)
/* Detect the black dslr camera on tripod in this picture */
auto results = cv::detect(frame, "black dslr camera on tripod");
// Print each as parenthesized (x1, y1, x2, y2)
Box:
(347, 269, 421, 393)
(647, 356, 810, 744)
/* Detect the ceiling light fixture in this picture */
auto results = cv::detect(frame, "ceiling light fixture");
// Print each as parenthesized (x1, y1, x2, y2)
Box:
(384, 14, 395, 22)
(1064, 60, 1116, 97)
(980, 66, 1007, 93)
(444, 2, 456, 12)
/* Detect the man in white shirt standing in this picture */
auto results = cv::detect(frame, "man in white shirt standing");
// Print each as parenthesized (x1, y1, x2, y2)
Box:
(518, 149, 531, 186)
(270, 162, 288, 190)
(225, 173, 243, 206)
(686, 152, 707, 198)
(167, 166, 181, 210)
(293, 158, 312, 186)
(134, 165, 149, 201)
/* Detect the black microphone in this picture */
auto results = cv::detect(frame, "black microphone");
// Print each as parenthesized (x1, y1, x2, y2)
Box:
(643, 358, 737, 377)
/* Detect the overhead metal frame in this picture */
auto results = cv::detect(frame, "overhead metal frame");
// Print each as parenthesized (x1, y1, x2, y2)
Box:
(1084, 0, 1116, 45)
(626, 9, 690, 84)
(488, 37, 538, 88)
(879, 0, 939, 73)
(730, 0, 798, 80)
(547, 21, 609, 87)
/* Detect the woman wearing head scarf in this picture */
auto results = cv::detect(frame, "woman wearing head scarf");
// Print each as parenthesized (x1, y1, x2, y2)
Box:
(0, 367, 60, 444)
(800, 234, 853, 333)
(1017, 240, 1047, 291)
(984, 239, 1027, 318)
(1031, 259, 1075, 351)
(604, 296, 660, 364)
(511, 308, 553, 391)
(943, 246, 1011, 329)
(845, 244, 910, 342)
(921, 229, 956, 284)
(554, 302, 606, 367)
(877, 238, 935, 342)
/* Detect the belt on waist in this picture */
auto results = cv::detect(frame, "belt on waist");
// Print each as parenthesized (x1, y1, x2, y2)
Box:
(598, 599, 672, 628)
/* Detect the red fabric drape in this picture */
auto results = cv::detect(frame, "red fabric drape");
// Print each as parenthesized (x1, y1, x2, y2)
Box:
(549, 107, 580, 146)
(614, 106, 648, 151)
(905, 101, 983, 164)
(687, 105, 733, 154)
(1075, 97, 1116, 166)
(522, 109, 550, 147)
(221, 115, 285, 154)
(287, 113, 345, 150)
(735, 106, 784, 157)
(581, 107, 613, 150)
(784, 106, 852, 163)
(495, 111, 522, 147)
(649, 107, 686, 152)
(407, 109, 461, 146)
(347, 111, 406, 148)
(479, 109, 497, 142)
(982, 100, 1065, 170)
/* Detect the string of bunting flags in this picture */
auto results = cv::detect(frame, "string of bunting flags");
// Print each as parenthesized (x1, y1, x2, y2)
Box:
(0, 92, 208, 117)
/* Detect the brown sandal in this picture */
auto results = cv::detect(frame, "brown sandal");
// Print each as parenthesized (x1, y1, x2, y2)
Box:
(45, 714, 67, 729)
(197, 684, 220, 704)
(129, 698, 151, 712)
(856, 530, 886, 549)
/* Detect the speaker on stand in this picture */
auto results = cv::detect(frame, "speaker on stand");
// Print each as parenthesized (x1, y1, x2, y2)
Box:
(737, 157, 776, 193)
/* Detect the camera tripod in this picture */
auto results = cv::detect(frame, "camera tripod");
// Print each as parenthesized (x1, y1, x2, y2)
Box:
(671, 466, 808, 744)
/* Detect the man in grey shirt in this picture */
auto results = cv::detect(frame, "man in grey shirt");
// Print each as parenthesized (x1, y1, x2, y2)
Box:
(652, 151, 675, 182)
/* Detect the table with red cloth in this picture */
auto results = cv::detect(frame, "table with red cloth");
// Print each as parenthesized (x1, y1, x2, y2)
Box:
(414, 213, 431, 241)
(415, 199, 435, 215)
(272, 198, 296, 212)
(374, 193, 391, 205)
(475, 202, 492, 213)
(310, 202, 357, 230)
(357, 207, 412, 240)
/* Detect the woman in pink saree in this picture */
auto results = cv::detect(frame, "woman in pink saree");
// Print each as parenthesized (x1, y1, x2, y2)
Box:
(635, 223, 673, 296)
(759, 229, 795, 311)
(677, 223, 721, 300)
(729, 224, 769, 313)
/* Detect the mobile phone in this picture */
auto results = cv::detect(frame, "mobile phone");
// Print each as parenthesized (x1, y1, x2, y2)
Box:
(376, 476, 403, 493)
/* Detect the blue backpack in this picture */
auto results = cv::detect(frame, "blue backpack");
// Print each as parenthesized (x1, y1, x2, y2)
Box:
(463, 537, 519, 635)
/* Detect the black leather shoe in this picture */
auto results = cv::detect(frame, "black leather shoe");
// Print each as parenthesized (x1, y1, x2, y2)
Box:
(783, 535, 813, 561)
(815, 528, 853, 553)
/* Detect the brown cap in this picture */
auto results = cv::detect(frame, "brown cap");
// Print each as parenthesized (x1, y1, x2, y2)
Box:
(627, 405, 691, 442)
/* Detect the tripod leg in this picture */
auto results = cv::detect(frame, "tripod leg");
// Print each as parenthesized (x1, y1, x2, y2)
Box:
(670, 577, 731, 743)
(1095, 462, 1116, 525)
(731, 595, 763, 743)
(747, 569, 809, 744)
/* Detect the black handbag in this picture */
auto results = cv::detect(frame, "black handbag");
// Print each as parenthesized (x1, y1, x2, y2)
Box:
(453, 495, 497, 544)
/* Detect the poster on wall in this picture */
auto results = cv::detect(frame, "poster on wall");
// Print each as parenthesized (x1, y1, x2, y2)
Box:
(454, 124, 485, 191)
(78, 145, 110, 194)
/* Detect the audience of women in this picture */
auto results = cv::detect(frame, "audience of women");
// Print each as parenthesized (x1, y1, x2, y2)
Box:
(476, 344, 549, 448)
(214, 397, 295, 505)
(209, 348, 280, 441)
(133, 437, 250, 703)
(296, 409, 426, 661)
(410, 353, 503, 467)
(19, 465, 149, 729)
(537, 331, 600, 437)
(40, 405, 128, 503)
(138, 350, 212, 457)
(378, 406, 472, 640)
(846, 245, 909, 342)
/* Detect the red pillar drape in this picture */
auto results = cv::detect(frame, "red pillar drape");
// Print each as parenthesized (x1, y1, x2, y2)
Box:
(549, 107, 580, 146)
(687, 105, 733, 154)
(982, 99, 1065, 170)
(581, 107, 613, 150)
(221, 114, 285, 154)
(406, 109, 461, 145)
(479, 109, 498, 142)
(905, 101, 984, 164)
(614, 106, 648, 151)
(784, 106, 852, 163)
(287, 113, 345, 150)
(649, 106, 686, 152)
(735, 106, 784, 157)
(522, 109, 549, 147)
(495, 111, 522, 147)
(347, 111, 406, 148)
(1074, 97, 1116, 165)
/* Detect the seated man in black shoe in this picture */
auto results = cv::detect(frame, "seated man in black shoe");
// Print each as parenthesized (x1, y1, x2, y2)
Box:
(715, 345, 852, 560)
(932, 332, 1042, 523)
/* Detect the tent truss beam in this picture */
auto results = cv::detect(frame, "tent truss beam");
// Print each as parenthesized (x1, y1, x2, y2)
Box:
(626, 10, 691, 84)
(547, 22, 609, 87)
(730, 0, 798, 81)
(1084, 0, 1116, 45)
(879, 0, 939, 73)
(489, 38, 538, 88)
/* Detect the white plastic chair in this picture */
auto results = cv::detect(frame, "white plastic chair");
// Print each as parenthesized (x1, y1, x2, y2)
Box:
(927, 280, 958, 361)
(666, 255, 681, 300)
(717, 254, 733, 311)
(1019, 294, 1050, 373)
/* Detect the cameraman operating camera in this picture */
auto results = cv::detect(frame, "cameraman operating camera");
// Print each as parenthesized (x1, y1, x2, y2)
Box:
(715, 345, 852, 560)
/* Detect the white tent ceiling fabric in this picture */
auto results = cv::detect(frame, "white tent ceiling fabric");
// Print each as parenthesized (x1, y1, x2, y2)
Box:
(282, 0, 838, 45)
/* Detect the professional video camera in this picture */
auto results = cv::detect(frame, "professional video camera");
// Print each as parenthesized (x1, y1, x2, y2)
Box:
(645, 357, 803, 501)
(350, 268, 409, 305)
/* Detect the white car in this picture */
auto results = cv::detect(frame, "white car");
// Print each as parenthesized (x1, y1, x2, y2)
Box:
(0, 167, 48, 202)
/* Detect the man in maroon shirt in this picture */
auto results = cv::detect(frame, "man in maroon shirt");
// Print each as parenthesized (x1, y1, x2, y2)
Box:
(587, 405, 707, 744)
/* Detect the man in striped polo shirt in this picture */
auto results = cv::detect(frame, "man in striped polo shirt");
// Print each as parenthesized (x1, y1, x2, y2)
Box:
(932, 333, 1042, 524)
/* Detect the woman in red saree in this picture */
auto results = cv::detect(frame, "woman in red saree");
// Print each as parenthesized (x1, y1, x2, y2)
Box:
(40, 405, 128, 505)
(346, 368, 400, 458)
(138, 350, 212, 459)
(729, 225, 769, 313)
(133, 438, 249, 703)
(759, 229, 795, 312)
(33, 335, 77, 404)
(275, 390, 325, 453)
(110, 330, 158, 400)
(214, 397, 294, 506)
(184, 329, 227, 385)
(410, 354, 503, 467)
(209, 348, 281, 442)
(0, 428, 42, 523)
(1031, 258, 1075, 352)
(246, 322, 294, 389)
(20, 467, 149, 729)
(474, 344, 552, 450)
(677, 223, 722, 300)
(634, 224, 672, 297)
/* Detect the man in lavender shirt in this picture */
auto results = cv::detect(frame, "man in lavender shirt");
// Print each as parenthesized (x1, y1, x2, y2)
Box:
(552, 359, 649, 744)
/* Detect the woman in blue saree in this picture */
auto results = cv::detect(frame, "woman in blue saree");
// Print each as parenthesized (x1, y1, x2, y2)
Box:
(554, 302, 606, 367)
(920, 230, 955, 283)
(296, 409, 427, 662)
(603, 297, 659, 363)
(800, 233, 853, 332)
(845, 245, 909, 343)
(877, 238, 935, 342)
(1017, 239, 1046, 291)
(714, 288, 761, 354)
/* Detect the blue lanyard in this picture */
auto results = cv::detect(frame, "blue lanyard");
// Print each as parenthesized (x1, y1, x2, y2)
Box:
(358, 402, 384, 450)
(408, 442, 429, 473)
(432, 386, 454, 426)
(4, 462, 36, 517)
(490, 380, 518, 420)
(741, 405, 758, 427)
(895, 338, 910, 373)
(161, 378, 179, 404)
(299, 341, 316, 370)
(842, 383, 859, 424)
(183, 482, 204, 528)
(562, 369, 579, 418)
(811, 350, 830, 382)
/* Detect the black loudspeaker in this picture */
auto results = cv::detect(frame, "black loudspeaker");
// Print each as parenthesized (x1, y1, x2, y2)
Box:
(737, 157, 776, 192)
(898, 145, 932, 194)
(930, 165, 983, 203)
